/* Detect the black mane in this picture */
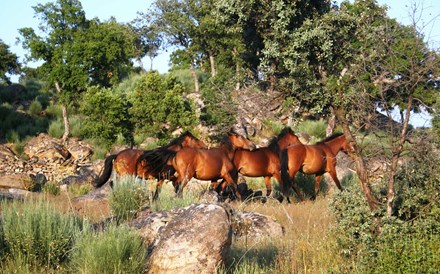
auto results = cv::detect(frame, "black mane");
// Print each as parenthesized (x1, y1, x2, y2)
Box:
(317, 132, 343, 144)
(267, 127, 294, 151)
(163, 131, 194, 149)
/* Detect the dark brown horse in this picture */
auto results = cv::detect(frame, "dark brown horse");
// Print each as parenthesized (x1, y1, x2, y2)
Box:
(228, 127, 302, 202)
(93, 131, 206, 188)
(173, 131, 256, 200)
(280, 133, 350, 200)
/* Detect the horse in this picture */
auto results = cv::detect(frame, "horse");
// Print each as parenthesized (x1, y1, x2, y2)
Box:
(143, 131, 256, 200)
(93, 131, 206, 188)
(224, 127, 302, 202)
(280, 133, 350, 201)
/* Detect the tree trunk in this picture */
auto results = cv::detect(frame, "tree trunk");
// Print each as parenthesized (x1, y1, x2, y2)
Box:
(189, 57, 200, 94)
(55, 81, 70, 143)
(209, 49, 216, 77)
(326, 107, 336, 137)
(335, 107, 380, 211)
(386, 95, 413, 217)
(233, 47, 240, 91)
(268, 62, 276, 93)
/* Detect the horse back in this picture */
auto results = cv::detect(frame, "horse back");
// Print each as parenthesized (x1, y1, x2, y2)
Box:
(114, 149, 144, 176)
(234, 148, 277, 175)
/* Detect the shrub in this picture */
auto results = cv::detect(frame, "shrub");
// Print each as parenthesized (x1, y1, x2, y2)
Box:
(48, 117, 64, 138)
(69, 225, 147, 274)
(28, 100, 42, 116)
(109, 176, 152, 222)
(1, 199, 84, 269)
(129, 71, 198, 138)
(80, 86, 133, 146)
(294, 120, 327, 141)
(43, 181, 60, 196)
(330, 156, 440, 273)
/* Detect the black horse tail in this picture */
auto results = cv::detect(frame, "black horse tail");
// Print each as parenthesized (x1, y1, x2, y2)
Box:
(137, 148, 177, 175)
(94, 154, 117, 188)
(280, 149, 291, 192)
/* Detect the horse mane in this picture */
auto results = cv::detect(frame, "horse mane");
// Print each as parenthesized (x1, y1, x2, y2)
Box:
(163, 131, 194, 149)
(267, 127, 294, 151)
(220, 133, 234, 150)
(317, 132, 343, 144)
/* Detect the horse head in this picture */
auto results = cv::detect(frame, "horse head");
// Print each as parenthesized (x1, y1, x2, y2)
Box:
(227, 131, 256, 151)
(180, 131, 207, 149)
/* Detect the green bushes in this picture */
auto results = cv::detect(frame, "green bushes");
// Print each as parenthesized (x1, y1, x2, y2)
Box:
(1, 199, 84, 269)
(0, 198, 148, 273)
(109, 176, 153, 222)
(329, 159, 440, 273)
(69, 225, 147, 274)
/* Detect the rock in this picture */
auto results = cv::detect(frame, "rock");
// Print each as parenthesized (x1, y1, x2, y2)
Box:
(0, 188, 31, 201)
(66, 138, 93, 162)
(23, 133, 71, 161)
(131, 204, 233, 273)
(0, 144, 16, 159)
(0, 173, 41, 191)
(232, 211, 285, 241)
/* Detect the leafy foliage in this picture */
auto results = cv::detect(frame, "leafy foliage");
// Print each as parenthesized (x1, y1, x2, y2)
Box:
(0, 40, 20, 84)
(80, 86, 133, 147)
(129, 71, 198, 138)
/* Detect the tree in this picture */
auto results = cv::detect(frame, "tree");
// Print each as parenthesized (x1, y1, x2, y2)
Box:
(75, 18, 137, 87)
(18, 0, 137, 142)
(215, 0, 330, 92)
(80, 86, 132, 146)
(128, 71, 198, 138)
(148, 0, 201, 93)
(18, 0, 89, 142)
(131, 13, 163, 70)
(0, 40, 20, 84)
(284, 0, 439, 215)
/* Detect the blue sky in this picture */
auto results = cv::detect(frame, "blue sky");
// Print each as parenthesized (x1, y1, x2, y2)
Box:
(1, 0, 438, 127)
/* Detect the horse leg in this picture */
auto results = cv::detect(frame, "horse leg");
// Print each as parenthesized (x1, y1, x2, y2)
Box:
(312, 175, 322, 200)
(290, 177, 305, 203)
(264, 176, 272, 197)
(153, 179, 164, 201)
(176, 174, 191, 198)
(329, 168, 343, 191)
(223, 173, 242, 201)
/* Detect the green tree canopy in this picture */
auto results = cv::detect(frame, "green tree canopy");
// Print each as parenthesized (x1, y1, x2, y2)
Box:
(0, 40, 21, 84)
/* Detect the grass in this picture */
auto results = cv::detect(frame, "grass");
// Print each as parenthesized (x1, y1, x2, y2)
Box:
(0, 174, 369, 273)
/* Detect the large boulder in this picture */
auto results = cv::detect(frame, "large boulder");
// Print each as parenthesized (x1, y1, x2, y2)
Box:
(0, 173, 46, 191)
(131, 203, 233, 274)
(23, 133, 70, 162)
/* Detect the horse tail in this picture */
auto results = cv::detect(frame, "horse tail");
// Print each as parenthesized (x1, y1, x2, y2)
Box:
(137, 148, 177, 175)
(94, 154, 117, 188)
(280, 149, 291, 189)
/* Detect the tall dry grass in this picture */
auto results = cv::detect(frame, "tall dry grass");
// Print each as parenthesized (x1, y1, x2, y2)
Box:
(225, 195, 346, 273)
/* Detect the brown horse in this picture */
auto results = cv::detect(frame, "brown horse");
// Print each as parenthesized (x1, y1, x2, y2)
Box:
(280, 133, 350, 200)
(173, 131, 256, 200)
(93, 131, 206, 188)
(228, 127, 302, 202)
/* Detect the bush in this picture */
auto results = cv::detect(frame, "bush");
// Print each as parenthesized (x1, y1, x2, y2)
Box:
(69, 225, 147, 274)
(109, 176, 152, 222)
(129, 71, 198, 138)
(1, 199, 84, 269)
(330, 156, 440, 273)
(28, 100, 42, 116)
(80, 86, 133, 146)
(294, 120, 327, 141)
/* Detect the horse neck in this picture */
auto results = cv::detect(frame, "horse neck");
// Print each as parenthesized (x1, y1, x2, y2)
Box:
(166, 143, 182, 151)
(324, 136, 345, 155)
(219, 141, 237, 159)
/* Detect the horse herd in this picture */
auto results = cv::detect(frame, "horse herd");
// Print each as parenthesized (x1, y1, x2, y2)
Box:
(93, 128, 350, 203)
